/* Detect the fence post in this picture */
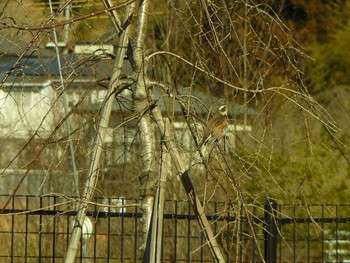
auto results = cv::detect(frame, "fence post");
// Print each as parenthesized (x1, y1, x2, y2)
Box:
(264, 198, 278, 263)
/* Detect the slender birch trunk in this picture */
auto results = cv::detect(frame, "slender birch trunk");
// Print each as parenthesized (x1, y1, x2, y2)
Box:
(64, 3, 135, 262)
(128, 0, 159, 252)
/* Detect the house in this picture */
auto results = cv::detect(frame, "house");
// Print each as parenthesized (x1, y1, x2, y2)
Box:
(0, 40, 255, 196)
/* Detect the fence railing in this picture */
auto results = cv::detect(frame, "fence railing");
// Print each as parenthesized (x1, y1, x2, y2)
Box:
(1, 195, 350, 262)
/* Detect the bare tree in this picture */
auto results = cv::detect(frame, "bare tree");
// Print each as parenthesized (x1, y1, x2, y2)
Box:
(0, 0, 341, 262)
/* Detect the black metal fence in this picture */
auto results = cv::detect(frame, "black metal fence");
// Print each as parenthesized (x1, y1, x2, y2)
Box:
(1, 195, 350, 263)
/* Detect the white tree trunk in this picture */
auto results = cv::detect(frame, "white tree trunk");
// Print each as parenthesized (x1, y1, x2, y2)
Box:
(129, 0, 159, 253)
(64, 3, 135, 262)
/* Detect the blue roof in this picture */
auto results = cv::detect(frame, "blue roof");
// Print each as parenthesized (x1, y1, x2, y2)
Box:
(0, 55, 94, 79)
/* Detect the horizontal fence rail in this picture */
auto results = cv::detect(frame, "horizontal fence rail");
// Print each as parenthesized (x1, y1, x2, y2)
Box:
(1, 195, 350, 262)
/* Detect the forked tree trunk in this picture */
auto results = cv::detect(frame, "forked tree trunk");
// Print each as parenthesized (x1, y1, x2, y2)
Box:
(130, 1, 226, 261)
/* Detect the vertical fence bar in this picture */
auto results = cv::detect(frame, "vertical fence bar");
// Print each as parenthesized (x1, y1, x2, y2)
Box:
(121, 202, 125, 263)
(93, 198, 97, 263)
(321, 204, 325, 262)
(239, 203, 243, 263)
(187, 201, 191, 263)
(264, 198, 277, 263)
(174, 200, 178, 263)
(79, 222, 82, 263)
(39, 196, 43, 263)
(53, 195, 57, 263)
(293, 204, 296, 263)
(307, 204, 310, 263)
(336, 205, 339, 261)
(11, 196, 15, 263)
(279, 204, 282, 263)
(25, 196, 29, 263)
(134, 199, 138, 263)
(226, 209, 230, 263)
(161, 208, 165, 262)
(200, 228, 204, 263)
(108, 198, 111, 263)
(252, 205, 256, 263)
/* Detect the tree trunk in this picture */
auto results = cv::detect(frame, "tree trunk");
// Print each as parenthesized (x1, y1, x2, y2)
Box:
(129, 0, 159, 253)
(130, 1, 226, 260)
(64, 3, 135, 262)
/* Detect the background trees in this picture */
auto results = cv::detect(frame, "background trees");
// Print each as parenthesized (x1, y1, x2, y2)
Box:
(1, 0, 350, 261)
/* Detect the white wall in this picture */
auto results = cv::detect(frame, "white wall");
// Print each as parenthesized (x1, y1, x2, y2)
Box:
(0, 81, 56, 139)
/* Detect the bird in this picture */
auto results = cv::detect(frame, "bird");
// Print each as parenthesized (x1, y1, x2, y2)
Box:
(197, 105, 228, 150)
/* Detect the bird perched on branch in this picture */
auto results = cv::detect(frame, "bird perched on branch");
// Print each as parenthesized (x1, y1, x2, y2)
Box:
(197, 105, 228, 150)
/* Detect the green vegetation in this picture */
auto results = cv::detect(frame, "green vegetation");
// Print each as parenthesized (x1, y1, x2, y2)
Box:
(268, 0, 350, 93)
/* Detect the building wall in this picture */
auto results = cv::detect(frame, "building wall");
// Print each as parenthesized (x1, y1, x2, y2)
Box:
(0, 82, 56, 139)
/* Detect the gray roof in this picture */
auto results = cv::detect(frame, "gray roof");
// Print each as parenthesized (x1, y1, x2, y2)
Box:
(0, 44, 256, 117)
(155, 86, 256, 117)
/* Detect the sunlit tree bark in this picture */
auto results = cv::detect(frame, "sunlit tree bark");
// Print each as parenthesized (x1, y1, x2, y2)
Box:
(64, 2, 136, 262)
